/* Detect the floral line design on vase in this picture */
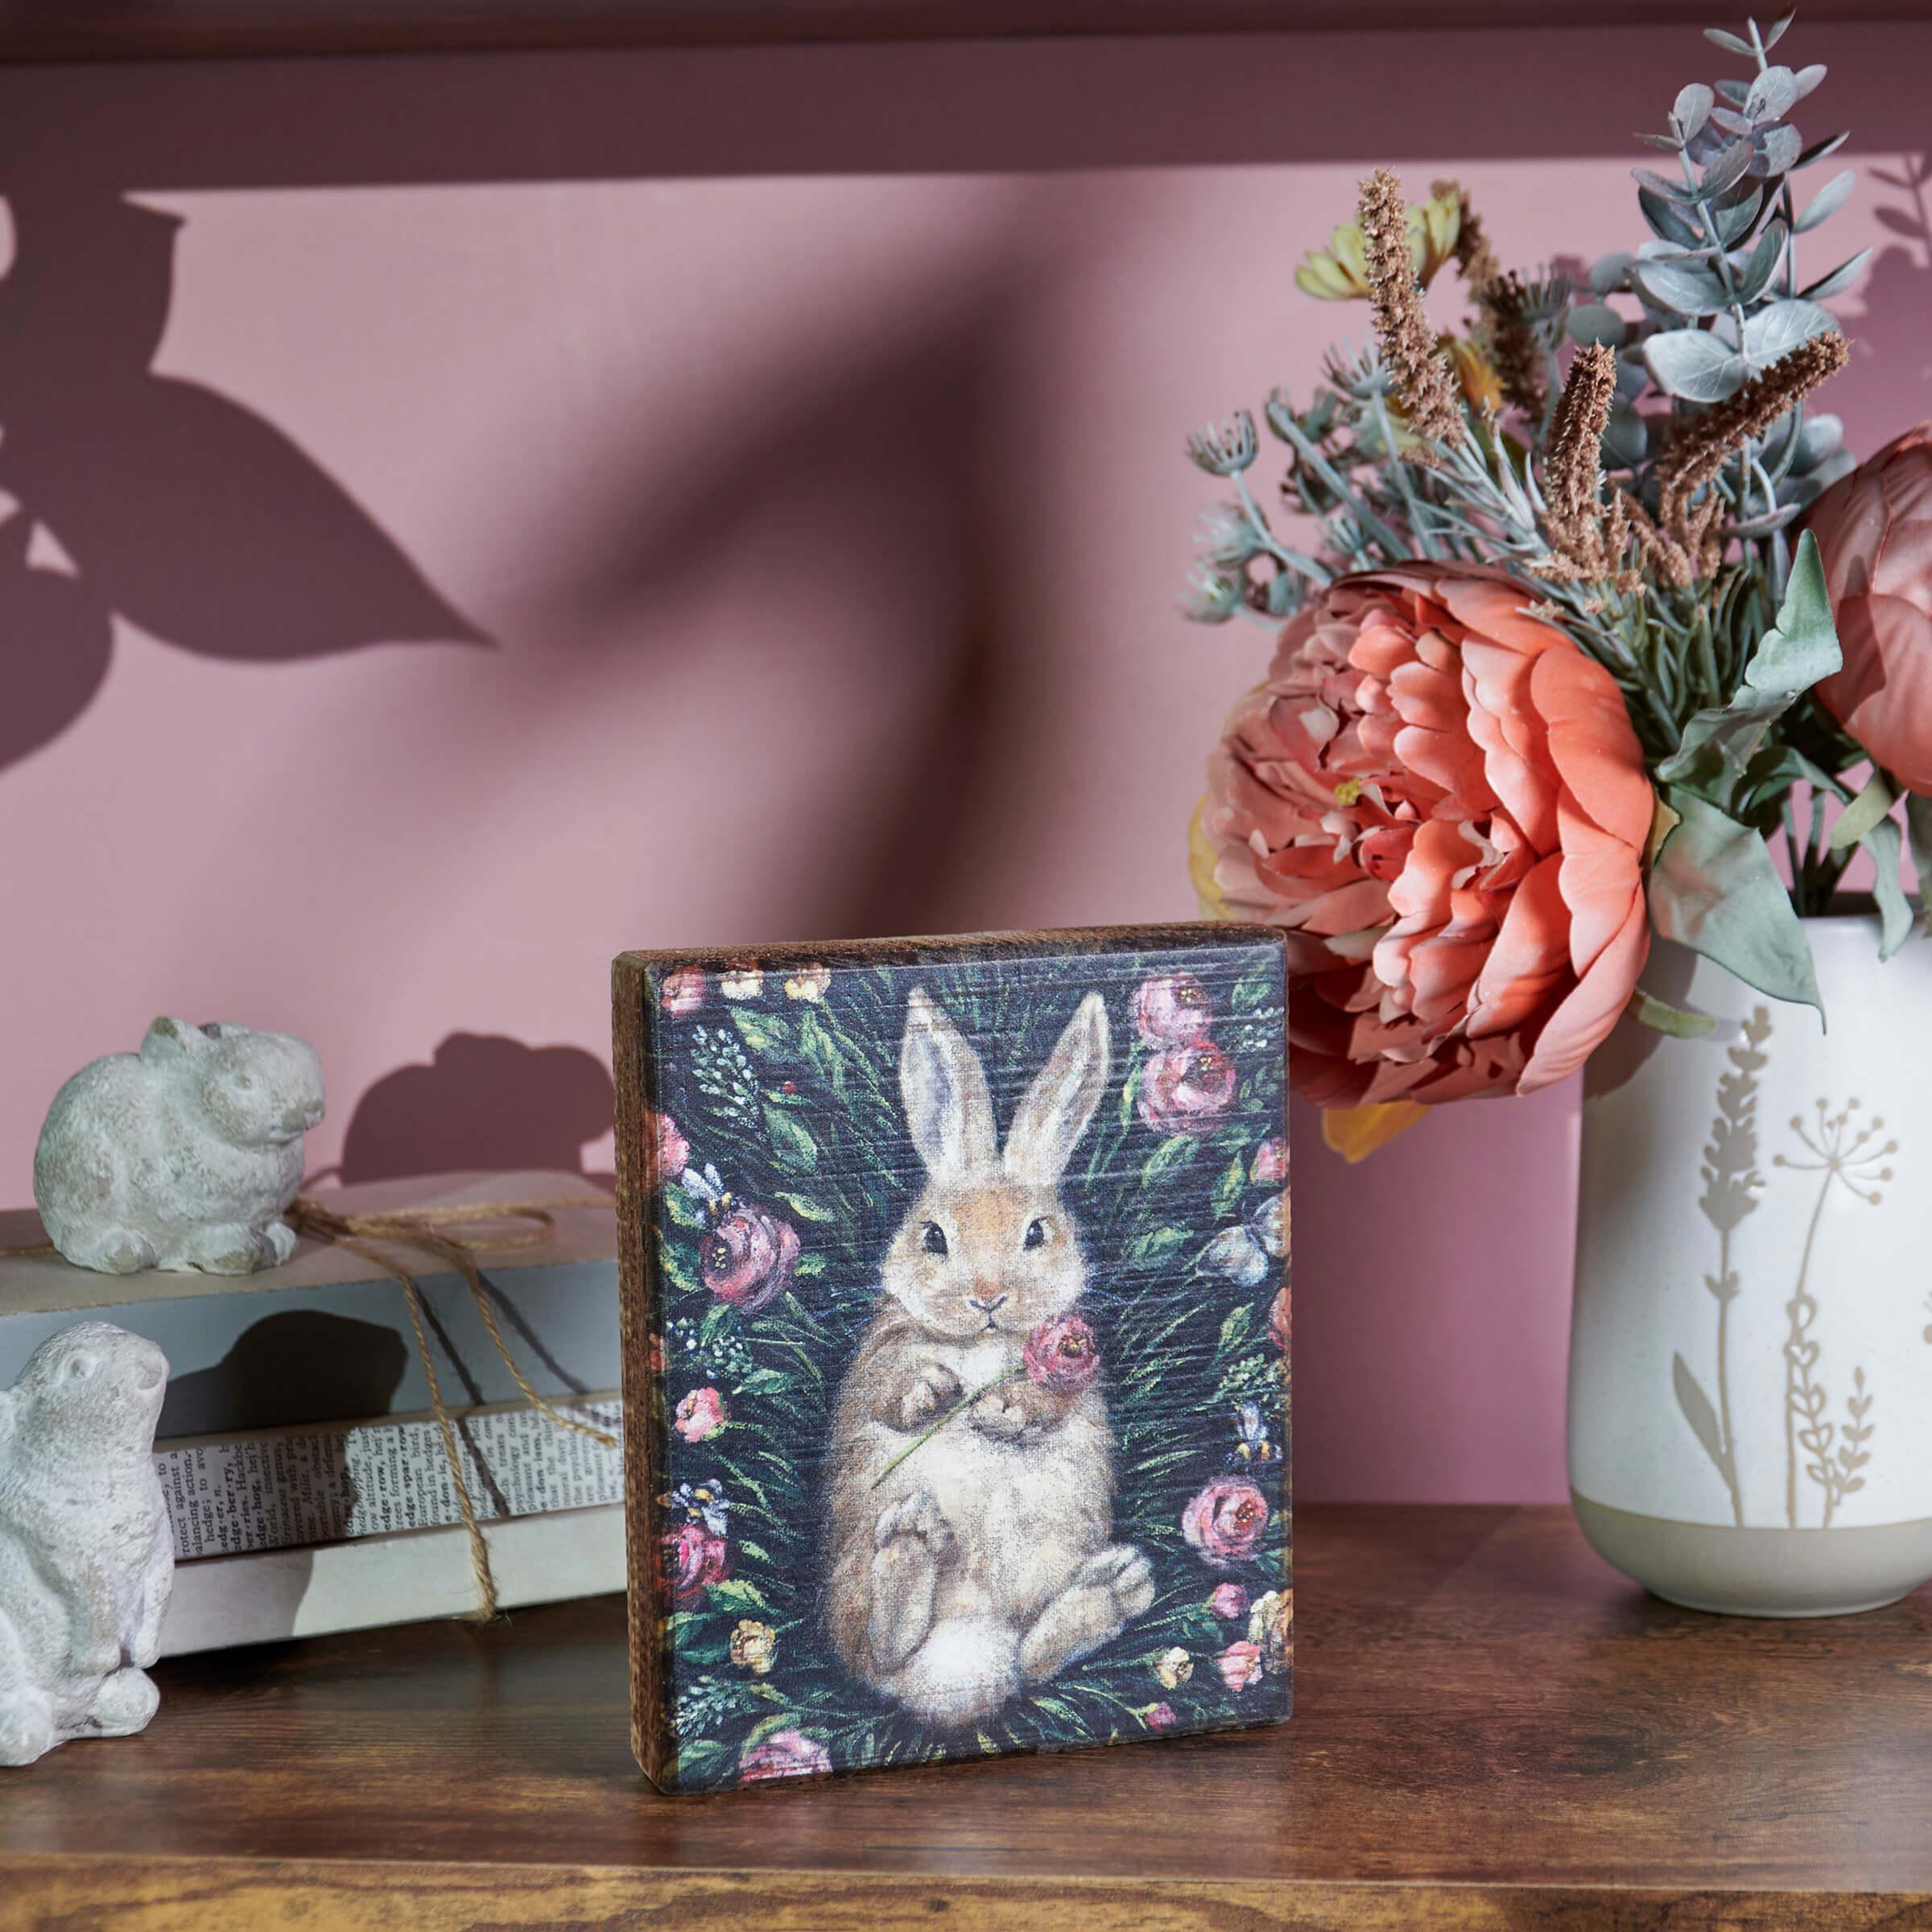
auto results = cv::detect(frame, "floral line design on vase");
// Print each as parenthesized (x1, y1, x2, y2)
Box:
(1774, 1100, 1896, 1530)
(1678, 1007, 1773, 1528)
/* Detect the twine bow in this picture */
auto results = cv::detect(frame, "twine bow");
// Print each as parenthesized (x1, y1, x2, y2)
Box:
(283, 1192, 619, 1620)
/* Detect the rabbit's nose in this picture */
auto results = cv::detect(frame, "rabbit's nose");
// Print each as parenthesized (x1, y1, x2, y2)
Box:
(968, 1292, 1008, 1314)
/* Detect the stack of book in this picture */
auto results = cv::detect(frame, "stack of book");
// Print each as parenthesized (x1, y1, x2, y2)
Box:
(0, 1171, 623, 1653)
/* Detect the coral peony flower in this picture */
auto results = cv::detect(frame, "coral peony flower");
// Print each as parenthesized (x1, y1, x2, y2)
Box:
(664, 1521, 728, 1606)
(1023, 1312, 1101, 1396)
(701, 1204, 800, 1312)
(661, 966, 705, 1014)
(1143, 1701, 1179, 1732)
(785, 963, 832, 1002)
(1250, 1137, 1290, 1184)
(649, 1109, 689, 1183)
(1208, 1582, 1251, 1621)
(1154, 1645, 1194, 1690)
(1183, 1478, 1271, 1568)
(1247, 1589, 1292, 1673)
(1133, 972, 1215, 1045)
(1201, 564, 1653, 1105)
(1216, 1640, 1264, 1691)
(729, 1619, 778, 1675)
(1139, 1042, 1237, 1137)
(738, 1729, 832, 1783)
(1804, 423, 1932, 792)
(720, 965, 764, 1001)
(674, 1386, 728, 1443)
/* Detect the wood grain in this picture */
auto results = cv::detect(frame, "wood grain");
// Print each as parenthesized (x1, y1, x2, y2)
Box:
(5, 1505, 1932, 1925)
(0, 0, 1926, 64)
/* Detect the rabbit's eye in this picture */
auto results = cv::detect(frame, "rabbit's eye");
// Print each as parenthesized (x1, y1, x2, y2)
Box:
(1024, 1219, 1049, 1250)
(919, 1221, 948, 1258)
(68, 1355, 97, 1380)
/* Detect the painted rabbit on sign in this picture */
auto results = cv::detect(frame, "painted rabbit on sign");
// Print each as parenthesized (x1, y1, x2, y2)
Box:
(825, 989, 1153, 1728)
(617, 927, 1291, 1790)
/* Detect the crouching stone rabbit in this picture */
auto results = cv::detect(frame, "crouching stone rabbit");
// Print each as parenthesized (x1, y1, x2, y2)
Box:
(0, 1323, 173, 1765)
(825, 989, 1154, 1729)
(35, 1018, 324, 1274)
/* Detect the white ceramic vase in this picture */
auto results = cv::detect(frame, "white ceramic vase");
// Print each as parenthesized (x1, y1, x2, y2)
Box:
(1571, 912, 1932, 1616)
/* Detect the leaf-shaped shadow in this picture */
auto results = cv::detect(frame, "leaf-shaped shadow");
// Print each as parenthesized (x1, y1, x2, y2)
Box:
(0, 183, 484, 702)
(0, 514, 114, 767)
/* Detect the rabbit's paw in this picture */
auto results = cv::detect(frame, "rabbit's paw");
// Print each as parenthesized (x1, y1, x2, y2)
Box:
(881, 1361, 963, 1433)
(1075, 1543, 1156, 1624)
(262, 1217, 299, 1266)
(177, 1222, 274, 1274)
(0, 1690, 55, 1767)
(87, 1666, 159, 1738)
(1018, 1544, 1155, 1684)
(873, 1486, 954, 1557)
(968, 1390, 1030, 1443)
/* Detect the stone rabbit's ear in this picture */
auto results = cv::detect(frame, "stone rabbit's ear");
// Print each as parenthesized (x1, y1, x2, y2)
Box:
(139, 1018, 207, 1062)
(0, 1387, 14, 1463)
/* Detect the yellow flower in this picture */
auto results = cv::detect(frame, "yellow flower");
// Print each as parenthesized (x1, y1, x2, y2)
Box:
(785, 963, 831, 1003)
(1296, 191, 1463, 301)
(1153, 1644, 1194, 1690)
(1443, 336, 1504, 416)
(729, 1618, 778, 1674)
(1246, 1590, 1292, 1674)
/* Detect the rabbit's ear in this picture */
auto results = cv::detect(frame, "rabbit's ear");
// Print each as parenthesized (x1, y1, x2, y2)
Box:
(139, 1018, 205, 1062)
(900, 989, 996, 1178)
(1005, 993, 1112, 1184)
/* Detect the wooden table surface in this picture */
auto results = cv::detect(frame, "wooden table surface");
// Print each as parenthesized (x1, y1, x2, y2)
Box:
(6, 1503, 1932, 1930)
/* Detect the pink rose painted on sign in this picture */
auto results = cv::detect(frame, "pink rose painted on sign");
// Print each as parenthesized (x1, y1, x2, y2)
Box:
(738, 1729, 833, 1784)
(1138, 1042, 1237, 1137)
(1023, 1312, 1101, 1396)
(1250, 1137, 1289, 1184)
(1216, 1640, 1263, 1691)
(1133, 972, 1215, 1046)
(1143, 1702, 1178, 1732)
(660, 966, 706, 1015)
(674, 1387, 727, 1443)
(649, 1109, 689, 1183)
(1207, 1582, 1250, 1621)
(664, 1522, 728, 1607)
(1182, 1478, 1270, 1568)
(700, 1204, 800, 1313)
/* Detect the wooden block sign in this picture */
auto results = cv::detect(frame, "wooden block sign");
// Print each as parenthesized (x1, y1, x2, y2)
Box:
(613, 927, 1290, 1790)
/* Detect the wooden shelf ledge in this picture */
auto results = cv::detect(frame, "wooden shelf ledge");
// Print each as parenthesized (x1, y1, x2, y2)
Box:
(6, 1504, 1932, 1926)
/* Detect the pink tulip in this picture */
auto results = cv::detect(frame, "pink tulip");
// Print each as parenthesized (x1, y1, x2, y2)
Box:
(661, 966, 706, 1015)
(738, 1729, 832, 1783)
(1133, 973, 1215, 1045)
(1216, 1640, 1264, 1691)
(649, 1109, 689, 1182)
(1143, 1702, 1179, 1732)
(1207, 1582, 1250, 1620)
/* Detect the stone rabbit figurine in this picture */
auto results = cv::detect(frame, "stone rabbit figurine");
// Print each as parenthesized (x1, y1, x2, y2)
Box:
(35, 1018, 325, 1274)
(0, 1323, 173, 1766)
(825, 989, 1153, 1729)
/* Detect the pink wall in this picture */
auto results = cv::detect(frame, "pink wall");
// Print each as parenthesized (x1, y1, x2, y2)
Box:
(2, 24, 1927, 1500)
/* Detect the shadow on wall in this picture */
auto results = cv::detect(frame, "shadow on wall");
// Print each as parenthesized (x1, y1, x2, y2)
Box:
(338, 1032, 616, 1183)
(0, 179, 486, 773)
(1841, 155, 1932, 446)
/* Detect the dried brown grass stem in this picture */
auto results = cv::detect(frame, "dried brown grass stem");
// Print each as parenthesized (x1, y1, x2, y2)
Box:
(1360, 167, 1466, 457)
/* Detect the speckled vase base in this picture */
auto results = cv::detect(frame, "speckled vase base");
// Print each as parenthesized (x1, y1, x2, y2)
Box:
(1572, 1492, 1932, 1618)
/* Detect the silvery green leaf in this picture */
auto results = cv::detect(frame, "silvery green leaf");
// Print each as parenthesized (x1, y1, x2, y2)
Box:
(1743, 298, 1835, 366)
(1650, 789, 1823, 1017)
(1795, 130, 1850, 169)
(1674, 83, 1715, 138)
(1709, 106, 1755, 138)
(1591, 250, 1635, 295)
(1795, 168, 1856, 233)
(1753, 126, 1803, 176)
(1794, 413, 1844, 472)
(1800, 249, 1872, 300)
(1745, 66, 1798, 126)
(1568, 303, 1631, 346)
(1640, 186, 1705, 246)
(1714, 185, 1766, 244)
(1828, 770, 1897, 852)
(1705, 27, 1754, 53)
(1907, 795, 1932, 933)
(1614, 354, 1650, 402)
(1733, 221, 1789, 303)
(1604, 405, 1649, 469)
(1686, 122, 1731, 167)
(1632, 260, 1731, 316)
(1657, 532, 1841, 798)
(1790, 61, 1826, 101)
(1700, 140, 1758, 200)
(1715, 76, 1752, 105)
(1763, 10, 1795, 47)
(1638, 132, 1686, 152)
(1635, 167, 1701, 205)
(1645, 328, 1749, 402)
(1729, 504, 1802, 538)
(1861, 818, 1914, 960)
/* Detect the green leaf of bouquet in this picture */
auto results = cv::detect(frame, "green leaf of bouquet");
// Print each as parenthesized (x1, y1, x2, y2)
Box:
(774, 1191, 836, 1222)
(1626, 989, 1719, 1038)
(663, 1187, 704, 1228)
(1907, 795, 1932, 935)
(708, 1578, 770, 1614)
(1125, 1225, 1190, 1266)
(1859, 817, 1915, 961)
(1217, 1305, 1253, 1357)
(1827, 769, 1896, 852)
(1117, 1062, 1143, 1125)
(762, 1100, 819, 1171)
(730, 1008, 795, 1055)
(794, 1253, 827, 1278)
(1142, 1134, 1200, 1186)
(1649, 788, 1824, 1018)
(1645, 328, 1748, 402)
(1212, 1153, 1247, 1218)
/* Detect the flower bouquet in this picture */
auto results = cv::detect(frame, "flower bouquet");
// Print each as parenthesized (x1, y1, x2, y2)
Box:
(1183, 11, 1928, 1156)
